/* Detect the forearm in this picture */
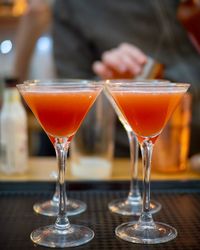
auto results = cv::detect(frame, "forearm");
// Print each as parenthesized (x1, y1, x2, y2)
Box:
(12, 1, 52, 81)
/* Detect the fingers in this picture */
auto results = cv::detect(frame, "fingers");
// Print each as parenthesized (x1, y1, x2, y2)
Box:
(119, 52, 142, 75)
(102, 50, 127, 73)
(93, 61, 114, 79)
(119, 43, 147, 65)
(93, 43, 148, 79)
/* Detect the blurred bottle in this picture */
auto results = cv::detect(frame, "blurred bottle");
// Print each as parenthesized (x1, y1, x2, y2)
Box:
(177, 0, 200, 53)
(0, 78, 28, 174)
(152, 93, 192, 173)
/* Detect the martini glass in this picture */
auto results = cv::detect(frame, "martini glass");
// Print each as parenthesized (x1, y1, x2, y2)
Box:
(105, 82, 161, 216)
(106, 80, 189, 244)
(17, 79, 102, 248)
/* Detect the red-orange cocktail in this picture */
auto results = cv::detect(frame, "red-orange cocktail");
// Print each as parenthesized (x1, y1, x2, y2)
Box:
(112, 91, 184, 143)
(106, 80, 190, 245)
(22, 91, 97, 138)
(17, 80, 102, 248)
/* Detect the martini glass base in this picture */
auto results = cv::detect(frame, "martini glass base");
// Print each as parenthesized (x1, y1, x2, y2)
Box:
(108, 199, 161, 216)
(33, 199, 86, 216)
(31, 224, 94, 248)
(116, 221, 177, 244)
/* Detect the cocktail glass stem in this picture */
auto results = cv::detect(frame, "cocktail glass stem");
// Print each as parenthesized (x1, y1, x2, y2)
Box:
(33, 155, 86, 217)
(108, 128, 161, 215)
(54, 137, 70, 230)
(139, 139, 155, 226)
(116, 138, 177, 244)
(31, 136, 94, 247)
(127, 131, 141, 203)
(52, 182, 59, 203)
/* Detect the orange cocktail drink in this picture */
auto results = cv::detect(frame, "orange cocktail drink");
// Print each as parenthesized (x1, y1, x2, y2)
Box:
(112, 91, 184, 143)
(106, 80, 190, 245)
(17, 80, 102, 248)
(22, 91, 98, 138)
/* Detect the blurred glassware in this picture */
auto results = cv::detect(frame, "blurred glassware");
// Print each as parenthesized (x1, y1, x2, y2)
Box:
(33, 182, 87, 217)
(70, 92, 115, 179)
(153, 93, 192, 173)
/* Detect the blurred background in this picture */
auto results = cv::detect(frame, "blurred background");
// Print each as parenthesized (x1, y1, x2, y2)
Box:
(0, 0, 55, 81)
(0, 0, 55, 157)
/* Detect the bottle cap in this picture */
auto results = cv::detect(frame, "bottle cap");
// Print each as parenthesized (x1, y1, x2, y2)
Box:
(4, 77, 19, 88)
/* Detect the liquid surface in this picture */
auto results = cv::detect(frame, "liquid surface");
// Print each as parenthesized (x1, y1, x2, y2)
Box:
(112, 91, 185, 142)
(22, 90, 99, 138)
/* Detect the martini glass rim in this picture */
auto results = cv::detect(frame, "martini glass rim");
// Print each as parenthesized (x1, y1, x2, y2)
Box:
(104, 79, 190, 89)
(17, 79, 103, 90)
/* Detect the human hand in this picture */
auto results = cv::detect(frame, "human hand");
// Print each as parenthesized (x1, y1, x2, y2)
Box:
(93, 43, 147, 79)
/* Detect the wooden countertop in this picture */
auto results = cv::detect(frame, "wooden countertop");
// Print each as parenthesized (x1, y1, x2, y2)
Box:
(0, 157, 200, 182)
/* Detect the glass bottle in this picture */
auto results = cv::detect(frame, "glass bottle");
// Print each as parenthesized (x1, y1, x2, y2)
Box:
(0, 78, 28, 174)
